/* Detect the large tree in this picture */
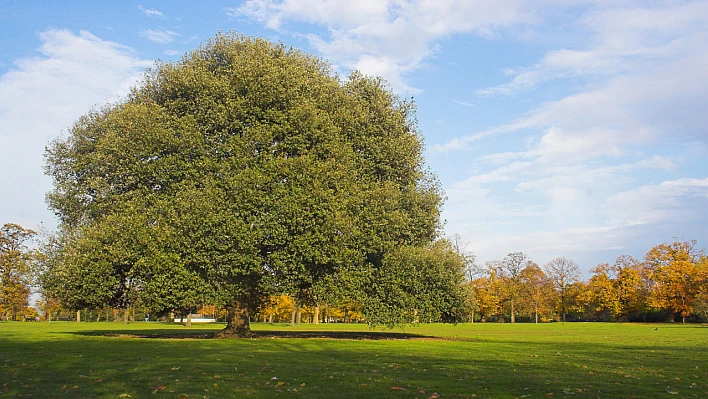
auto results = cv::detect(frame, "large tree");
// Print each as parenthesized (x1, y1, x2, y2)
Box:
(44, 33, 456, 336)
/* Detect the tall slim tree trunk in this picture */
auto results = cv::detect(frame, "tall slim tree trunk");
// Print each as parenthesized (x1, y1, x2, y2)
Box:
(291, 306, 297, 327)
(313, 305, 320, 324)
(216, 299, 252, 338)
(76, 310, 81, 323)
(296, 308, 302, 326)
(561, 291, 567, 322)
(268, 313, 273, 323)
(114, 309, 119, 322)
(186, 314, 192, 328)
(471, 309, 475, 323)
(123, 308, 129, 324)
(511, 299, 515, 323)
(535, 304, 539, 324)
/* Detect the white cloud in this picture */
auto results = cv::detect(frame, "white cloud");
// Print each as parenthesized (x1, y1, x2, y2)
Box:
(605, 178, 708, 226)
(478, 1, 708, 96)
(140, 28, 180, 44)
(138, 5, 165, 18)
(0, 29, 151, 230)
(236, 0, 537, 93)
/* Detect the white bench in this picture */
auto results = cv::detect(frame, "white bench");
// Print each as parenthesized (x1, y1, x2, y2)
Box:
(173, 318, 216, 323)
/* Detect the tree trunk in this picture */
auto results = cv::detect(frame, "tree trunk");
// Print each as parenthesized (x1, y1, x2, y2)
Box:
(534, 304, 539, 324)
(313, 305, 320, 324)
(114, 308, 119, 322)
(186, 313, 192, 328)
(511, 299, 515, 323)
(76, 310, 81, 323)
(291, 306, 297, 327)
(561, 291, 567, 322)
(296, 308, 302, 326)
(123, 308, 129, 324)
(470, 309, 474, 323)
(96, 312, 101, 322)
(216, 299, 252, 338)
(268, 313, 273, 324)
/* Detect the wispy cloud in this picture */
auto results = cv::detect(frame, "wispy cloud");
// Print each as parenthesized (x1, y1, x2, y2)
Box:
(452, 99, 476, 107)
(138, 5, 165, 18)
(235, 0, 537, 93)
(140, 28, 180, 44)
(0, 29, 151, 230)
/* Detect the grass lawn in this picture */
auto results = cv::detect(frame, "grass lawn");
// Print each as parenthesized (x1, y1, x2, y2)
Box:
(1, 321, 706, 398)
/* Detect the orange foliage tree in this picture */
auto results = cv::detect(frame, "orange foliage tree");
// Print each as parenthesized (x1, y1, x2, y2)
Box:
(644, 241, 706, 323)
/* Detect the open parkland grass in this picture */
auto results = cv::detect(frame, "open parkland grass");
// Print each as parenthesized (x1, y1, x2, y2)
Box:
(1, 321, 706, 398)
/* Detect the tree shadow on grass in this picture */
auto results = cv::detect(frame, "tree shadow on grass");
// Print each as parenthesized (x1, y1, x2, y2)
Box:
(67, 328, 434, 340)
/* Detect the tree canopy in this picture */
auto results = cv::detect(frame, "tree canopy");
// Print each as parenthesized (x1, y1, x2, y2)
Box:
(43, 33, 463, 336)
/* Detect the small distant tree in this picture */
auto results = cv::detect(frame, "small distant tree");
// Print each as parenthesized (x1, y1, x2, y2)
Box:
(519, 263, 555, 323)
(0, 223, 36, 321)
(544, 257, 581, 322)
(644, 241, 705, 323)
(497, 252, 530, 323)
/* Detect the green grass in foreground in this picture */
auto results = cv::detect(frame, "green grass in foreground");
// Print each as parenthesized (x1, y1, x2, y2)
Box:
(0, 322, 706, 398)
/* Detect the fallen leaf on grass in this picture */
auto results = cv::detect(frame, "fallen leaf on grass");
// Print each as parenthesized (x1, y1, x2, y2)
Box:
(665, 387, 678, 395)
(428, 393, 440, 399)
(391, 386, 406, 391)
(151, 385, 167, 394)
(118, 394, 132, 398)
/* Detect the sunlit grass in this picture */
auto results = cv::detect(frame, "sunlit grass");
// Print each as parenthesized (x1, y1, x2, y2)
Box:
(1, 321, 706, 398)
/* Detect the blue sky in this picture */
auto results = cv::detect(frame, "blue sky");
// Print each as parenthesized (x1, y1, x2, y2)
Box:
(1, 1, 706, 275)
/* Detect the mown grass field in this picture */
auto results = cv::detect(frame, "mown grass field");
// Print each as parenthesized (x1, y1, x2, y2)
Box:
(1, 321, 706, 398)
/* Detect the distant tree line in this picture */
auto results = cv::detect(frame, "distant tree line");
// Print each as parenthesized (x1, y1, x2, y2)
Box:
(465, 240, 707, 323)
